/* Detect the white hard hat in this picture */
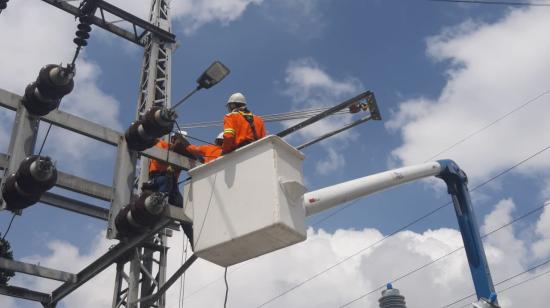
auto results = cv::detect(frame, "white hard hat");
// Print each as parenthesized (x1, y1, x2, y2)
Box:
(216, 132, 224, 140)
(226, 92, 247, 105)
(175, 130, 188, 136)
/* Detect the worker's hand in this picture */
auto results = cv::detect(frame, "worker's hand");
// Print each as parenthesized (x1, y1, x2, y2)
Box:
(172, 134, 190, 148)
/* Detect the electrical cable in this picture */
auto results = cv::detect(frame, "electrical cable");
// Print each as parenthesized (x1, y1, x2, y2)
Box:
(1, 213, 16, 240)
(455, 267, 550, 308)
(313, 89, 550, 225)
(310, 90, 550, 225)
(255, 143, 550, 307)
(186, 142, 550, 305)
(442, 256, 550, 307)
(178, 108, 350, 129)
(224, 267, 229, 308)
(428, 0, 550, 6)
(175, 121, 216, 146)
(37, 123, 53, 156)
(184, 90, 550, 304)
(425, 89, 550, 161)
(337, 200, 550, 308)
(178, 235, 189, 308)
(185, 135, 216, 146)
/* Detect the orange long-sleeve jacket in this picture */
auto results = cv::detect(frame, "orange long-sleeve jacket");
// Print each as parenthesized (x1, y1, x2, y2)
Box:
(186, 144, 222, 163)
(222, 110, 266, 153)
(149, 140, 170, 173)
(149, 140, 183, 180)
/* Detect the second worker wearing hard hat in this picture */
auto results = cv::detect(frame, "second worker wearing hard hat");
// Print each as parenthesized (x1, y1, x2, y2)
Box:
(222, 92, 266, 153)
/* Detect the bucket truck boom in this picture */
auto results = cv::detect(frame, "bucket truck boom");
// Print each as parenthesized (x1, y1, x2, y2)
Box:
(180, 136, 498, 307)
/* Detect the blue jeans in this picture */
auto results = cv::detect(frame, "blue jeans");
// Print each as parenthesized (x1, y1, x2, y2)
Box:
(149, 173, 183, 208)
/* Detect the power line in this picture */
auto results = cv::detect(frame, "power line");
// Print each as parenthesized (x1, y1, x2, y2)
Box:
(312, 89, 550, 226)
(442, 256, 550, 307)
(497, 267, 550, 295)
(255, 143, 550, 307)
(1, 213, 16, 240)
(425, 89, 550, 161)
(338, 200, 550, 308)
(38, 123, 53, 156)
(178, 237, 189, 308)
(456, 268, 550, 308)
(429, 0, 550, 6)
(178, 107, 350, 129)
(185, 89, 550, 305)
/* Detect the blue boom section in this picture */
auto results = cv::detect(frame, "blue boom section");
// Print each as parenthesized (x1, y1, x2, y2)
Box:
(437, 159, 497, 303)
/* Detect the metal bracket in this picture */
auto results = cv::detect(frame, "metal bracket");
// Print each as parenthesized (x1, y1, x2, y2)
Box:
(40, 0, 176, 46)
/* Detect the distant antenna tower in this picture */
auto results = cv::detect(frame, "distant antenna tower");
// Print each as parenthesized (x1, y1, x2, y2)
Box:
(378, 283, 407, 308)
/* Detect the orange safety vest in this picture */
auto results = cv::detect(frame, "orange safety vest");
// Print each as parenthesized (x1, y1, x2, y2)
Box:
(148, 140, 181, 177)
(222, 110, 266, 153)
(186, 144, 222, 163)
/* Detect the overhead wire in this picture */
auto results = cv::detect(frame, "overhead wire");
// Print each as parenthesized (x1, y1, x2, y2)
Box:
(37, 123, 54, 156)
(337, 199, 550, 308)
(183, 90, 550, 304)
(178, 235, 189, 308)
(455, 267, 550, 308)
(1, 213, 16, 240)
(442, 256, 550, 307)
(425, 89, 550, 161)
(255, 143, 550, 307)
(178, 107, 350, 129)
(428, 0, 550, 6)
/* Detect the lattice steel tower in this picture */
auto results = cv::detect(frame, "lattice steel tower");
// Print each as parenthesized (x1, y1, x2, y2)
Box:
(112, 1, 174, 307)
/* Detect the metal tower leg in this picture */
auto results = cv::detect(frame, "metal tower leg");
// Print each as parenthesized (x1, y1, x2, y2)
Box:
(127, 248, 142, 308)
(112, 1, 174, 305)
(0, 105, 39, 210)
(135, 0, 173, 191)
(112, 262, 127, 308)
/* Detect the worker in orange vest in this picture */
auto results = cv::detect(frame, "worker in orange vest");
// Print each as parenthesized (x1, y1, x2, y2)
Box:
(147, 133, 189, 207)
(183, 132, 223, 163)
(147, 132, 194, 248)
(222, 92, 266, 154)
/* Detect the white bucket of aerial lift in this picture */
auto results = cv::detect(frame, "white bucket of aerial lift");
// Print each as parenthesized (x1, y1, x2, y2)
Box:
(183, 135, 307, 267)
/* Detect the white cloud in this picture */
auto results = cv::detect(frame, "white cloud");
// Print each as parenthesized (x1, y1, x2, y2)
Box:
(172, 0, 264, 34)
(315, 147, 345, 175)
(532, 203, 550, 259)
(387, 8, 550, 181)
(282, 58, 364, 175)
(5, 198, 550, 307)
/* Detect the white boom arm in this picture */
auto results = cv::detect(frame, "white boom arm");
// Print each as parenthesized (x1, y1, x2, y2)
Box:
(303, 161, 442, 217)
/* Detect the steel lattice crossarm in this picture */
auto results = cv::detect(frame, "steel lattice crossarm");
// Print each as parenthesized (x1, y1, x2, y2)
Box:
(0, 88, 195, 221)
(41, 0, 176, 46)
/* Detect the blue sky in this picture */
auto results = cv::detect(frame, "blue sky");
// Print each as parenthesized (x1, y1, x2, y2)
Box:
(2, 1, 550, 307)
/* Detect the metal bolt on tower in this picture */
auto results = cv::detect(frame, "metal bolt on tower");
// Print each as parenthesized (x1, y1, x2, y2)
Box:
(113, 1, 174, 307)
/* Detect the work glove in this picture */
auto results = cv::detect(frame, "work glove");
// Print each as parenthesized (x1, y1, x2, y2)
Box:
(172, 135, 190, 150)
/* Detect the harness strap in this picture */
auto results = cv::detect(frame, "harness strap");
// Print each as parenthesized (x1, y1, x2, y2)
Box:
(241, 112, 259, 140)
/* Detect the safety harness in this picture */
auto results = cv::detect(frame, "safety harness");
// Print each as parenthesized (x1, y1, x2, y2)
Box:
(241, 112, 259, 141)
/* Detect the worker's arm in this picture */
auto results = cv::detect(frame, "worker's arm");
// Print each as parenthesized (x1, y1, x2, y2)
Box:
(185, 144, 204, 157)
(222, 114, 237, 154)
(171, 136, 190, 154)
